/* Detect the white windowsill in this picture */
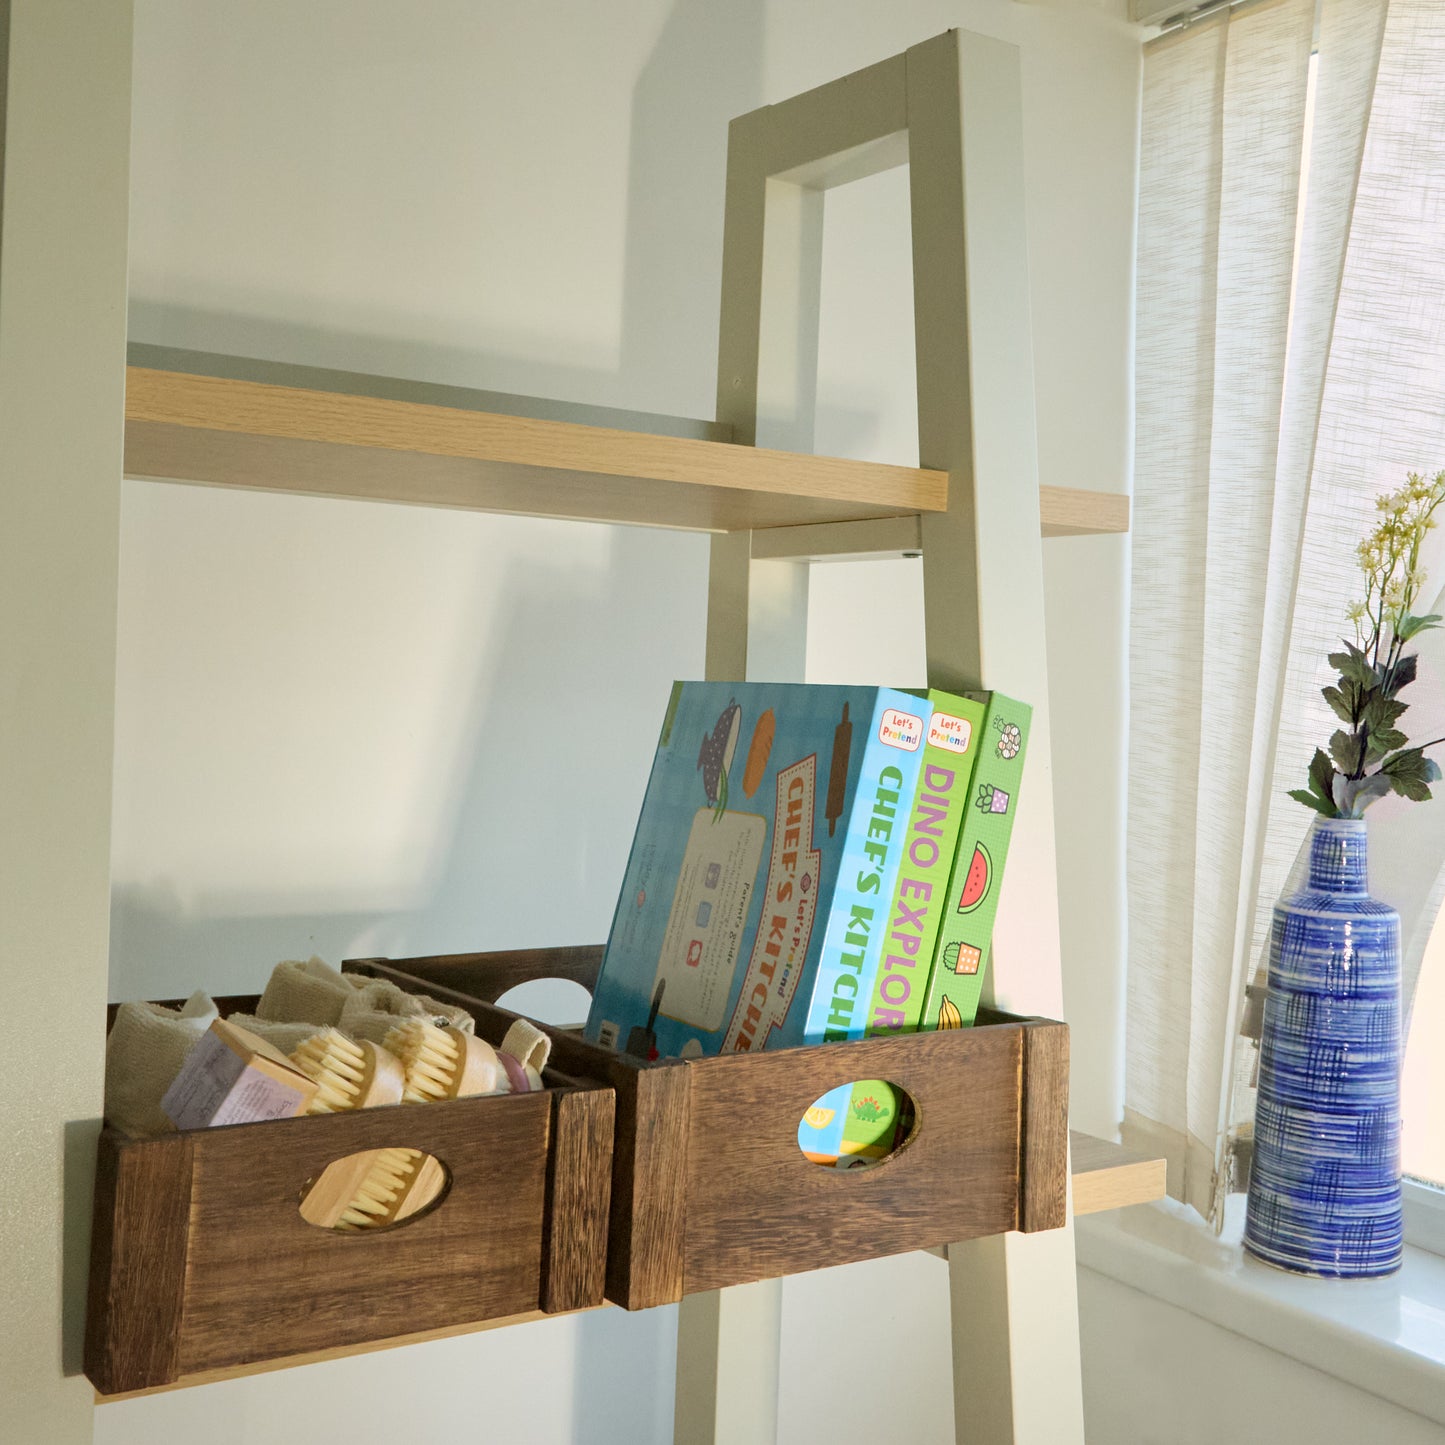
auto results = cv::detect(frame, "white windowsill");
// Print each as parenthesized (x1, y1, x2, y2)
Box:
(1075, 1193, 1445, 1428)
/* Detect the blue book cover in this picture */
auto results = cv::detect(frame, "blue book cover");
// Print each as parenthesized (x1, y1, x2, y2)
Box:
(585, 681, 931, 1059)
(801, 688, 932, 1043)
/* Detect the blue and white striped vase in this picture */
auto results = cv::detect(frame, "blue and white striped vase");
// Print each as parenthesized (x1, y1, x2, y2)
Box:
(1244, 816, 1403, 1277)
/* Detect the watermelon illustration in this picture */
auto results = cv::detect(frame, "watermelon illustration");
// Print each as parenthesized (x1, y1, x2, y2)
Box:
(956, 841, 991, 913)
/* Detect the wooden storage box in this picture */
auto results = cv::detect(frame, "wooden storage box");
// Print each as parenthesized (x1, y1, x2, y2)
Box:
(346, 947, 1069, 1311)
(86, 990, 614, 1396)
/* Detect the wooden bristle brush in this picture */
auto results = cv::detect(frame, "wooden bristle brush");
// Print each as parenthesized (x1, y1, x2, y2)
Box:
(383, 1019, 504, 1103)
(298, 1146, 447, 1230)
(290, 1028, 405, 1114)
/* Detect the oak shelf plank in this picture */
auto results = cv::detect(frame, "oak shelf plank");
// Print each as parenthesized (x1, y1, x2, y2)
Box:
(1040, 484, 1130, 538)
(124, 365, 946, 534)
(926, 1132, 1167, 1258)
(122, 357, 1129, 539)
(1069, 1131, 1167, 1216)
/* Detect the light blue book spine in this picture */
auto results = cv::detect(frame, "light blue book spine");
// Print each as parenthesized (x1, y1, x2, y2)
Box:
(802, 687, 932, 1044)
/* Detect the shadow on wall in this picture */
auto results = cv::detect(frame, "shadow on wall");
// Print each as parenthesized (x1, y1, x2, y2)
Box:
(116, 0, 767, 991)
(115, 3, 763, 1439)
(109, 522, 708, 995)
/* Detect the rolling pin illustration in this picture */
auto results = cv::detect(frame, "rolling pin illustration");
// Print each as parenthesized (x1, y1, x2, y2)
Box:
(698, 699, 742, 810)
(825, 701, 853, 836)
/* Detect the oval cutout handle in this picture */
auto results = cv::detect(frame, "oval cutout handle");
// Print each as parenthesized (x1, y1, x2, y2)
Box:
(797, 1080, 915, 1171)
(299, 1148, 450, 1231)
(494, 977, 592, 1028)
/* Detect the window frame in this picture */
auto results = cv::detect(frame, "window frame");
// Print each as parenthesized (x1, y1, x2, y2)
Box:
(1405, 1176, 1445, 1258)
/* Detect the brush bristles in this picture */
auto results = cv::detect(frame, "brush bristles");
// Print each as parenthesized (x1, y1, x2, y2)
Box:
(291, 1028, 368, 1113)
(335, 1148, 422, 1230)
(385, 1019, 461, 1103)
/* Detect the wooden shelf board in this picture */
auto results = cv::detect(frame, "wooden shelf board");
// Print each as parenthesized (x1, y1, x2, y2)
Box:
(925, 1131, 1166, 1259)
(1040, 485, 1130, 538)
(749, 484, 1129, 561)
(123, 358, 1129, 539)
(124, 365, 946, 534)
(1069, 1131, 1167, 1216)
(94, 1305, 606, 1402)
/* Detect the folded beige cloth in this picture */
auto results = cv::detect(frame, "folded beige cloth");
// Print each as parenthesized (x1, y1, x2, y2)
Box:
(501, 1018, 551, 1082)
(338, 977, 474, 1045)
(224, 1013, 326, 1056)
(256, 956, 353, 1026)
(105, 990, 218, 1137)
(257, 955, 473, 1043)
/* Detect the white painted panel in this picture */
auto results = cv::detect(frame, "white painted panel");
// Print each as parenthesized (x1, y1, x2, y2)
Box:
(1080, 1269, 1445, 1445)
(102, 2, 1141, 1441)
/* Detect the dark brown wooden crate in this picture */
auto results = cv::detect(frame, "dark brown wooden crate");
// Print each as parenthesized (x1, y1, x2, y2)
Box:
(346, 946, 1070, 1309)
(87, 986, 615, 1394)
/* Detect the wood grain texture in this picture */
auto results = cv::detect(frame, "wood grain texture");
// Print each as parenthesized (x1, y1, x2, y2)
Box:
(172, 1093, 550, 1376)
(746, 484, 1130, 563)
(1069, 1131, 1167, 1216)
(603, 1062, 690, 1309)
(347, 948, 603, 1006)
(541, 1086, 615, 1313)
(351, 950, 1072, 1302)
(88, 970, 620, 1391)
(1018, 1020, 1071, 1233)
(124, 368, 946, 534)
(681, 1028, 1024, 1293)
(85, 1130, 195, 1394)
(1038, 485, 1130, 537)
(349, 956, 688, 1310)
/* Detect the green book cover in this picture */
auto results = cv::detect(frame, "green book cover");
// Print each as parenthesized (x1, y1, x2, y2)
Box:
(918, 691, 1032, 1030)
(798, 690, 987, 1169)
(864, 688, 988, 1036)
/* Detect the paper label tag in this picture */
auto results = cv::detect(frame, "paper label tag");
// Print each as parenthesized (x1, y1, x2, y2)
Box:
(878, 707, 925, 752)
(928, 710, 973, 754)
(162, 1029, 310, 1129)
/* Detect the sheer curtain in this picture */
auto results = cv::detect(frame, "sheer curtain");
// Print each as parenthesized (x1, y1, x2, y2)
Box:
(1128, 0, 1445, 1223)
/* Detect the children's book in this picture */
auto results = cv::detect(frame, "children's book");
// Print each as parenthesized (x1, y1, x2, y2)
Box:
(865, 689, 989, 1036)
(797, 689, 987, 1168)
(917, 690, 1032, 1031)
(585, 681, 932, 1059)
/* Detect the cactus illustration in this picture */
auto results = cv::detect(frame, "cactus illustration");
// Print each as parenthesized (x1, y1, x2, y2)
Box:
(976, 781, 1010, 815)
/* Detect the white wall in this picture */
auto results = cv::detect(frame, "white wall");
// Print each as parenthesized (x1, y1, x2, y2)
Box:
(100, 2, 1137, 1441)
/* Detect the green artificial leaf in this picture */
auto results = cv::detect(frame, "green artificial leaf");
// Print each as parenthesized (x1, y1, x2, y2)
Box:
(1364, 726, 1409, 764)
(1289, 786, 1337, 817)
(1361, 692, 1408, 731)
(1328, 642, 1377, 688)
(1428, 758, 1443, 784)
(1382, 652, 1419, 696)
(1390, 775, 1433, 803)
(1395, 613, 1443, 642)
(1309, 747, 1337, 805)
(1329, 728, 1366, 776)
(1381, 747, 1435, 802)
(1323, 676, 1364, 722)
(1321, 684, 1355, 724)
